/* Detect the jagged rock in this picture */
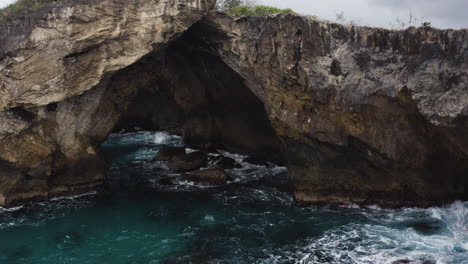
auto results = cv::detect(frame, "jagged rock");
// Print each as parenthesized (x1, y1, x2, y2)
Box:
(183, 165, 230, 185)
(167, 151, 208, 173)
(153, 146, 186, 162)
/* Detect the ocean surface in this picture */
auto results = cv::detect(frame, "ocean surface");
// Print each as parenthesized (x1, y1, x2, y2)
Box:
(0, 131, 466, 264)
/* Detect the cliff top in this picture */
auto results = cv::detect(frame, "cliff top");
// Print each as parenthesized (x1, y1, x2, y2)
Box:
(1, 0, 460, 33)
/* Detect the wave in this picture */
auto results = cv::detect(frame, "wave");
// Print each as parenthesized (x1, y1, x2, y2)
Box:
(262, 201, 468, 264)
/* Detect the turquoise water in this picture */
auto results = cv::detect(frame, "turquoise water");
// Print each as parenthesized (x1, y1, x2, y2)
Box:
(0, 131, 467, 264)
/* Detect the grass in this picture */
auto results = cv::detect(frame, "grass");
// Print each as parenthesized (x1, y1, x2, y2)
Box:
(0, 0, 62, 21)
(227, 5, 296, 17)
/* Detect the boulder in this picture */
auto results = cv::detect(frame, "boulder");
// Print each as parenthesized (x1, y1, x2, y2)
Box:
(167, 151, 208, 173)
(183, 165, 230, 185)
(153, 146, 186, 161)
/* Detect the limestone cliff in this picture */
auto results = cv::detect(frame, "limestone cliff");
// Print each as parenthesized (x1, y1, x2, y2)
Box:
(0, 0, 215, 206)
(0, 1, 467, 207)
(196, 12, 468, 206)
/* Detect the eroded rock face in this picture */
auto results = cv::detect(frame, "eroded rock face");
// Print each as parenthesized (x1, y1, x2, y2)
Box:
(0, 0, 215, 110)
(0, 0, 215, 206)
(198, 12, 468, 206)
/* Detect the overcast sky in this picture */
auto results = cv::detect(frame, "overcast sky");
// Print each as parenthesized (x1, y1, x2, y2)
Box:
(260, 0, 467, 29)
(1, 0, 467, 29)
(0, 0, 15, 9)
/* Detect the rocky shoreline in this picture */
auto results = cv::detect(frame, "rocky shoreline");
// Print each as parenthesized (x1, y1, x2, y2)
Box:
(0, 0, 467, 207)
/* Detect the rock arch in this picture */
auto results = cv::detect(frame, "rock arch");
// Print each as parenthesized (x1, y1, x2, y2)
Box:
(1, 0, 467, 207)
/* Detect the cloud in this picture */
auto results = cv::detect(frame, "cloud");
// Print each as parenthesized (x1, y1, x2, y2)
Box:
(0, 0, 17, 9)
(369, 0, 468, 28)
(260, 0, 467, 29)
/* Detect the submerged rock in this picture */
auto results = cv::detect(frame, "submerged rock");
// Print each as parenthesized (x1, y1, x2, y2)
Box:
(410, 217, 445, 235)
(167, 151, 208, 173)
(183, 165, 231, 185)
(391, 259, 436, 264)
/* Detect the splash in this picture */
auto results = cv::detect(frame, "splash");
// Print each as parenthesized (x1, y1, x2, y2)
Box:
(153, 131, 170, 144)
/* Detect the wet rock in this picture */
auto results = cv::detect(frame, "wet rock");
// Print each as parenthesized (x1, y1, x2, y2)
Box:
(158, 177, 174, 186)
(392, 260, 412, 264)
(183, 165, 230, 185)
(153, 146, 186, 161)
(167, 151, 208, 173)
(213, 156, 236, 170)
(411, 217, 444, 235)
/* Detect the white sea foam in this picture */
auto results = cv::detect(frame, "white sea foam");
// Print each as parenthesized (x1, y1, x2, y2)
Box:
(50, 191, 97, 201)
(261, 201, 468, 264)
(186, 148, 198, 153)
(153, 131, 170, 144)
(0, 205, 24, 213)
(201, 215, 215, 225)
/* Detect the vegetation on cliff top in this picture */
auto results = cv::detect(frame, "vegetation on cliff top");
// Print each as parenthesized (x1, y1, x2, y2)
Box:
(217, 0, 295, 17)
(227, 5, 295, 16)
(0, 0, 61, 21)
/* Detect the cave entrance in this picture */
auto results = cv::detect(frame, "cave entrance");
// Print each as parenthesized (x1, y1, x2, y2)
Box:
(107, 22, 284, 164)
(98, 21, 286, 196)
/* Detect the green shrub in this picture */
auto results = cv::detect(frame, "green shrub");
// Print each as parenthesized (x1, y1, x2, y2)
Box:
(228, 5, 296, 16)
(217, 0, 256, 11)
(229, 5, 252, 16)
